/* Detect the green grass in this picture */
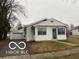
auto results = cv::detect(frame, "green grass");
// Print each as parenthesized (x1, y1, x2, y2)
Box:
(61, 36, 79, 44)
(28, 41, 75, 54)
(43, 53, 79, 59)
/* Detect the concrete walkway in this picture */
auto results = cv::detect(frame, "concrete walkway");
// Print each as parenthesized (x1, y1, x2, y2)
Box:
(54, 40, 78, 46)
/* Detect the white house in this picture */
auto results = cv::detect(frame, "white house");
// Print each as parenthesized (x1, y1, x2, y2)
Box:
(71, 26, 79, 36)
(25, 18, 68, 41)
(10, 18, 68, 41)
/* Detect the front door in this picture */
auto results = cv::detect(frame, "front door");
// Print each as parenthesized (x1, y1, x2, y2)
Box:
(52, 28, 57, 39)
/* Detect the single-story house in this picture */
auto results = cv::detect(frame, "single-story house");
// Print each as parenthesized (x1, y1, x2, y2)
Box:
(71, 26, 79, 36)
(10, 18, 68, 41)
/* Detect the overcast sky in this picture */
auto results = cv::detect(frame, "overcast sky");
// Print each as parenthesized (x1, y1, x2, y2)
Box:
(18, 0, 79, 26)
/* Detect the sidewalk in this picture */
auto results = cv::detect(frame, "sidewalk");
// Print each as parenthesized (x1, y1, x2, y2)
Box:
(31, 47, 79, 59)
(0, 55, 30, 59)
(0, 47, 79, 59)
(54, 40, 78, 46)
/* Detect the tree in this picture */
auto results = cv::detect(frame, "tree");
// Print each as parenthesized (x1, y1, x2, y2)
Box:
(0, 0, 25, 40)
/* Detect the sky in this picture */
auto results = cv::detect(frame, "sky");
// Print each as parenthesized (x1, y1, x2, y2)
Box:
(17, 0, 79, 26)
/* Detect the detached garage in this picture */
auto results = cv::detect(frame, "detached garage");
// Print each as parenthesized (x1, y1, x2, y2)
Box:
(71, 26, 79, 36)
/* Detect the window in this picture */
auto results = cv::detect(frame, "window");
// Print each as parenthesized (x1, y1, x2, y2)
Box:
(13, 32, 23, 34)
(58, 28, 65, 35)
(38, 28, 46, 35)
(31, 26, 35, 35)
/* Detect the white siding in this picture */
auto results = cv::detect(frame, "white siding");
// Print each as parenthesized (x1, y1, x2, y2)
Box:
(57, 35, 66, 40)
(26, 27, 32, 41)
(47, 27, 52, 40)
(35, 27, 52, 41)
(10, 29, 24, 39)
(72, 29, 79, 35)
(34, 18, 66, 27)
(34, 27, 67, 41)
(10, 32, 24, 39)
(57, 27, 67, 40)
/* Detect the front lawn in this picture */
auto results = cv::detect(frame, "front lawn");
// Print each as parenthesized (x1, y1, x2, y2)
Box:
(0, 36, 79, 55)
(0, 39, 8, 48)
(61, 36, 79, 44)
(28, 41, 75, 54)
(43, 53, 79, 59)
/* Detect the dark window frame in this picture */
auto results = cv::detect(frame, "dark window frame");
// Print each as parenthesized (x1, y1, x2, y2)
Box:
(58, 28, 65, 35)
(38, 28, 47, 35)
(13, 32, 23, 34)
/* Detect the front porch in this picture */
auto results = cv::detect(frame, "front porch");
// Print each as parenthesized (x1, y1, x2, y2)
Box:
(29, 26, 67, 41)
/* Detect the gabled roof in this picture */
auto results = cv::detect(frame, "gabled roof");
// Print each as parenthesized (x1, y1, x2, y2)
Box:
(24, 18, 68, 27)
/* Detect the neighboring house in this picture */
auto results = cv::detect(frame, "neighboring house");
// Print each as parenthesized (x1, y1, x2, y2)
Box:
(10, 18, 68, 41)
(10, 29, 25, 39)
(71, 26, 79, 36)
(10, 22, 25, 39)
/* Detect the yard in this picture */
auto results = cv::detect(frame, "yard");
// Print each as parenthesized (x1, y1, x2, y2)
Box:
(28, 36, 79, 54)
(0, 36, 79, 55)
(43, 53, 79, 59)
(0, 39, 8, 48)
(28, 41, 75, 54)
(61, 36, 79, 44)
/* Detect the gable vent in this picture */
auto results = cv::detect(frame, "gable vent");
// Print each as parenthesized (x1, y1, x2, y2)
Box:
(43, 19, 47, 21)
(50, 21, 54, 22)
